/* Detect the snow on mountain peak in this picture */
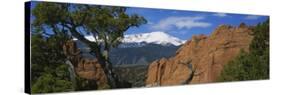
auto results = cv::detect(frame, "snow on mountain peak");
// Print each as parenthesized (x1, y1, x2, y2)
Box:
(75, 31, 185, 46)
(123, 31, 185, 46)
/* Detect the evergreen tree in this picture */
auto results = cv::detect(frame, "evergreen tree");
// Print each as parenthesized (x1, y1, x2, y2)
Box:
(32, 2, 146, 88)
(31, 31, 75, 93)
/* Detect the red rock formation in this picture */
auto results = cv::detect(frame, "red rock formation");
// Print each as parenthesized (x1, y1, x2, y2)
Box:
(63, 40, 108, 88)
(146, 24, 253, 86)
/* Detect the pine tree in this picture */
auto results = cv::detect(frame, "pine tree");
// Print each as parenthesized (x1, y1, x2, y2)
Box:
(32, 2, 146, 88)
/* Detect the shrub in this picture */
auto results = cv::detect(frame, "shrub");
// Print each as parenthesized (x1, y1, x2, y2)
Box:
(31, 73, 74, 93)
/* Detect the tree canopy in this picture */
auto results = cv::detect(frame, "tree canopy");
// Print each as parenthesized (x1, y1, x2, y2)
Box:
(32, 2, 147, 89)
(31, 32, 74, 93)
(32, 2, 146, 50)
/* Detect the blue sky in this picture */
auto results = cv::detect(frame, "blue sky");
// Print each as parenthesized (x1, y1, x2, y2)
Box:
(30, 2, 269, 40)
(125, 7, 268, 40)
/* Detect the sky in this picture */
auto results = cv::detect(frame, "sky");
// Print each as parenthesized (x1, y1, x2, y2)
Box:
(30, 2, 269, 41)
(125, 7, 268, 40)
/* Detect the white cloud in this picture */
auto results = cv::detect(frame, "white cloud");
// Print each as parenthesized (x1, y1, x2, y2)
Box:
(213, 13, 228, 17)
(152, 16, 211, 31)
(245, 15, 260, 20)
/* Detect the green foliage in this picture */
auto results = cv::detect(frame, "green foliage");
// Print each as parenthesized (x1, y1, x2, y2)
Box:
(31, 67, 74, 93)
(250, 19, 270, 56)
(30, 31, 107, 93)
(32, 2, 147, 49)
(32, 2, 147, 88)
(31, 31, 69, 82)
(218, 19, 269, 82)
(218, 49, 269, 81)
(31, 32, 75, 93)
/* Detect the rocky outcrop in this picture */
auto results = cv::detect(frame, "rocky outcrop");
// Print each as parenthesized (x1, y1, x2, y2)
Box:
(63, 40, 108, 88)
(146, 24, 253, 86)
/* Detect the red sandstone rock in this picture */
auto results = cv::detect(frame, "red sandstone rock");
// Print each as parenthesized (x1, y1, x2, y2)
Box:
(146, 24, 253, 86)
(63, 40, 108, 87)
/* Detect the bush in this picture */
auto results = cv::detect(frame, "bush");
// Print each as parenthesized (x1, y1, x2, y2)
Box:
(218, 49, 269, 81)
(31, 73, 74, 93)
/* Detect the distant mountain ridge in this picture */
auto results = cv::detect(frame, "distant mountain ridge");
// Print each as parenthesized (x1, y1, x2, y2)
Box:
(110, 43, 180, 66)
(75, 37, 180, 65)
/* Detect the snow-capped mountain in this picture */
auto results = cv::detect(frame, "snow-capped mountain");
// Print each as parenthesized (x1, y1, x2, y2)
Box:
(122, 31, 185, 46)
(75, 31, 183, 65)
(78, 31, 185, 46)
